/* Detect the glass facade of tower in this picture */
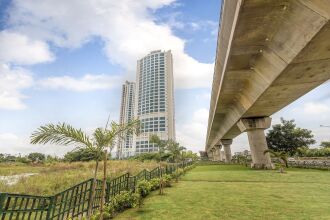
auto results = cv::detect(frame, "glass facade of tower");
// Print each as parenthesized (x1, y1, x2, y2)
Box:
(134, 50, 175, 154)
(137, 52, 166, 115)
(117, 81, 135, 158)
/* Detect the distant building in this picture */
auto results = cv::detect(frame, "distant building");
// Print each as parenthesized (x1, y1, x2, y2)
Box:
(117, 81, 135, 158)
(134, 50, 175, 154)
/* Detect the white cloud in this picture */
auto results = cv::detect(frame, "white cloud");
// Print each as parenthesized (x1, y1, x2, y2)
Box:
(196, 92, 211, 100)
(231, 133, 249, 153)
(0, 132, 75, 156)
(176, 108, 250, 154)
(38, 74, 121, 92)
(0, 30, 54, 110)
(0, 132, 19, 141)
(189, 22, 200, 31)
(163, 12, 185, 30)
(303, 102, 330, 114)
(188, 20, 218, 33)
(176, 108, 209, 152)
(0, 63, 33, 110)
(8, 0, 214, 89)
(0, 31, 54, 65)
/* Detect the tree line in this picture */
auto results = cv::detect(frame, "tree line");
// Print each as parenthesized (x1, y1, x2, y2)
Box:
(0, 152, 60, 163)
(266, 118, 330, 157)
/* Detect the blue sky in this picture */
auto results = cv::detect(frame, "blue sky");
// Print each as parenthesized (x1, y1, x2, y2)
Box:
(0, 0, 329, 156)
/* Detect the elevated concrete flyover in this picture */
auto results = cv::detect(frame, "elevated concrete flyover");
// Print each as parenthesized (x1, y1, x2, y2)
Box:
(206, 0, 330, 168)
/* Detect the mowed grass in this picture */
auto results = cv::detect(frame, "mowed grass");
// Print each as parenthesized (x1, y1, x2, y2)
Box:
(116, 164, 330, 220)
(0, 160, 158, 195)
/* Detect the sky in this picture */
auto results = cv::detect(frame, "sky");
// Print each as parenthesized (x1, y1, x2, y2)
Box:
(0, 0, 329, 157)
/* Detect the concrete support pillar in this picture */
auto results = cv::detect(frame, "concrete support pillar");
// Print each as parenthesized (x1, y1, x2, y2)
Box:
(220, 151, 225, 162)
(237, 117, 274, 169)
(206, 150, 210, 160)
(214, 144, 222, 161)
(207, 150, 213, 161)
(221, 139, 232, 163)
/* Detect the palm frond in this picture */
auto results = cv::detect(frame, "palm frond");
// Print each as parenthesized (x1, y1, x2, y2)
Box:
(113, 119, 140, 137)
(263, 149, 280, 157)
(30, 123, 93, 149)
(93, 127, 115, 150)
(92, 119, 140, 151)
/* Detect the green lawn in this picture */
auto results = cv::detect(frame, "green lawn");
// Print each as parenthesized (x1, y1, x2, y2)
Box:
(116, 164, 330, 220)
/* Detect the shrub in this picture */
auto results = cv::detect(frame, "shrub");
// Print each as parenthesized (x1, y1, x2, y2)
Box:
(136, 180, 152, 198)
(184, 164, 195, 172)
(88, 164, 195, 219)
(171, 169, 181, 182)
(162, 174, 172, 187)
(149, 178, 160, 190)
(91, 191, 139, 219)
(28, 152, 45, 163)
(91, 211, 111, 220)
(131, 152, 172, 162)
(183, 165, 194, 172)
(111, 191, 139, 212)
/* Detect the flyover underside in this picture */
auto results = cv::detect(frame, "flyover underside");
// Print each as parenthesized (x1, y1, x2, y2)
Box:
(207, 0, 330, 150)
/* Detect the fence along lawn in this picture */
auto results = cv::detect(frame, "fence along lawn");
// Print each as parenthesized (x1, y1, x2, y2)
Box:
(0, 162, 192, 219)
(116, 164, 330, 220)
(0, 161, 158, 195)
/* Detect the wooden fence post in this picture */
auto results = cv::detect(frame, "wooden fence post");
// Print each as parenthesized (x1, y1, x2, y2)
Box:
(87, 179, 95, 218)
(46, 196, 55, 220)
(105, 181, 110, 203)
(126, 173, 130, 191)
(0, 193, 7, 217)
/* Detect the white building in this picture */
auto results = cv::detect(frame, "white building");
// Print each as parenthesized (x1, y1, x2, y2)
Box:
(134, 50, 175, 154)
(117, 81, 135, 158)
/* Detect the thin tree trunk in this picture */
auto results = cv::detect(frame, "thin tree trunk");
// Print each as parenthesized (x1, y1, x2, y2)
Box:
(158, 153, 163, 195)
(88, 159, 99, 219)
(175, 160, 179, 183)
(100, 149, 108, 220)
(279, 166, 284, 173)
(159, 164, 163, 195)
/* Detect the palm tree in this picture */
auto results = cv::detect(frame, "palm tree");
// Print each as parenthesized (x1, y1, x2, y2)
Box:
(149, 134, 168, 195)
(264, 149, 288, 173)
(167, 140, 186, 182)
(167, 140, 186, 163)
(30, 119, 139, 219)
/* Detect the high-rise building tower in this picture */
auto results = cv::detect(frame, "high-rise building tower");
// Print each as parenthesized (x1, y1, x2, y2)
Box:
(117, 81, 135, 158)
(134, 50, 175, 154)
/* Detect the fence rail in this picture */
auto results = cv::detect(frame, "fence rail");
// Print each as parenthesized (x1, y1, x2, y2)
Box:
(0, 161, 193, 219)
(288, 160, 330, 170)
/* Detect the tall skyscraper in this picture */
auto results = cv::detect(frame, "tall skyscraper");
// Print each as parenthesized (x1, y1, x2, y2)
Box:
(134, 50, 175, 154)
(117, 81, 135, 158)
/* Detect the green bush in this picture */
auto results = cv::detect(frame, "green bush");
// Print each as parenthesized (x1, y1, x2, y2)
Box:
(162, 174, 172, 187)
(131, 152, 171, 162)
(89, 164, 194, 219)
(91, 211, 111, 220)
(172, 168, 185, 179)
(91, 191, 139, 219)
(63, 148, 104, 162)
(149, 178, 160, 190)
(183, 165, 195, 172)
(136, 180, 152, 198)
(111, 191, 139, 212)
